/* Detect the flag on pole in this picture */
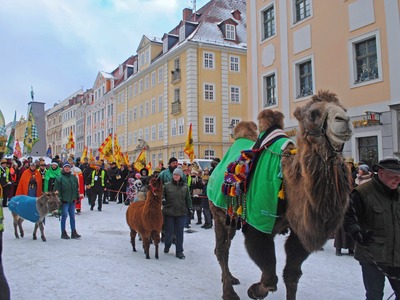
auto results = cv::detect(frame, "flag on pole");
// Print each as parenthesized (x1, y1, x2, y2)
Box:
(81, 146, 88, 161)
(123, 152, 130, 166)
(184, 123, 195, 162)
(5, 111, 17, 155)
(14, 139, 22, 158)
(146, 161, 153, 176)
(89, 148, 94, 162)
(113, 134, 124, 167)
(98, 133, 113, 162)
(31, 86, 34, 101)
(0, 110, 6, 136)
(66, 129, 75, 149)
(23, 104, 39, 153)
(134, 148, 146, 172)
(46, 145, 52, 159)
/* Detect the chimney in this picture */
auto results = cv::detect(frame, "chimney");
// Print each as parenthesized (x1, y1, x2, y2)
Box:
(183, 8, 192, 21)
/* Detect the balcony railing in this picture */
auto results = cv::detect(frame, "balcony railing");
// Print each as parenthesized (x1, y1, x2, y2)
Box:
(171, 101, 181, 115)
(171, 69, 181, 84)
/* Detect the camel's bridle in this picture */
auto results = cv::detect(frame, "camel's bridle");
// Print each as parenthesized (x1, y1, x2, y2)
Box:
(303, 111, 345, 154)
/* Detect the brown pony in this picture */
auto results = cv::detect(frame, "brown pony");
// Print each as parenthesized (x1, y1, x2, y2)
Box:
(210, 91, 353, 300)
(126, 177, 163, 259)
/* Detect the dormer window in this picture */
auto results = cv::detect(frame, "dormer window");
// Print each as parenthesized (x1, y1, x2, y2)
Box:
(226, 24, 236, 40)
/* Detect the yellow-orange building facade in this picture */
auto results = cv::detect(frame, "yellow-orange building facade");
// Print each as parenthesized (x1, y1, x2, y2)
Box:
(247, 0, 400, 165)
(114, 2, 248, 166)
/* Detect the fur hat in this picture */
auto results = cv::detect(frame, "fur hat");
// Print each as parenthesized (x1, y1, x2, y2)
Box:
(232, 121, 258, 142)
(173, 167, 183, 178)
(168, 157, 178, 165)
(373, 158, 400, 174)
(257, 109, 284, 133)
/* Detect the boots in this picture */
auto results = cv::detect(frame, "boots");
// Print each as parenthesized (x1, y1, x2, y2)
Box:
(61, 230, 70, 239)
(71, 229, 81, 239)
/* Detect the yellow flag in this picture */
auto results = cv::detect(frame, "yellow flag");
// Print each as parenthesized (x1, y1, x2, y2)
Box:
(184, 123, 195, 162)
(66, 129, 75, 149)
(23, 105, 39, 153)
(124, 152, 130, 166)
(134, 148, 146, 172)
(81, 146, 88, 161)
(113, 134, 124, 167)
(98, 133, 113, 161)
(89, 148, 94, 162)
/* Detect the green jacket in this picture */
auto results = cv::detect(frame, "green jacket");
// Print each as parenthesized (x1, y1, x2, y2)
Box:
(54, 171, 79, 203)
(162, 179, 192, 217)
(351, 177, 400, 266)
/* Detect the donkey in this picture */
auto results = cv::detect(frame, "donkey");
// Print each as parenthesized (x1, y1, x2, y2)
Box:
(8, 191, 61, 242)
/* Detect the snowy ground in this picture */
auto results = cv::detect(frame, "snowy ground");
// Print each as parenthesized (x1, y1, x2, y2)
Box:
(2, 199, 394, 300)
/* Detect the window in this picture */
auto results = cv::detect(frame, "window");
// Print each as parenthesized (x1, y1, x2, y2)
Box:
(295, 0, 311, 23)
(151, 71, 156, 87)
(203, 52, 214, 69)
(133, 131, 138, 145)
(128, 108, 133, 122)
(139, 79, 143, 93)
(133, 106, 138, 120)
(358, 136, 378, 166)
(262, 6, 275, 40)
(133, 82, 138, 96)
(229, 56, 240, 72)
(179, 26, 185, 42)
(174, 58, 180, 71)
(139, 104, 143, 118)
(158, 153, 163, 164)
(151, 98, 156, 114)
(294, 58, 313, 99)
(226, 24, 236, 40)
(263, 73, 277, 107)
(158, 123, 163, 139)
(128, 132, 132, 146)
(204, 117, 215, 134)
(230, 118, 241, 127)
(230, 86, 240, 103)
(171, 119, 177, 136)
(145, 101, 149, 116)
(151, 125, 156, 140)
(204, 84, 215, 101)
(145, 75, 149, 90)
(158, 67, 163, 83)
(355, 37, 378, 83)
(128, 85, 133, 98)
(158, 95, 163, 112)
(174, 88, 180, 102)
(144, 127, 149, 141)
(178, 118, 184, 136)
(138, 129, 143, 140)
(204, 149, 215, 159)
(178, 151, 184, 159)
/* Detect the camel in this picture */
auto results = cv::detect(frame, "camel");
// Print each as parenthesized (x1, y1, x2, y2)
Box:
(8, 191, 61, 242)
(126, 176, 163, 259)
(209, 91, 353, 300)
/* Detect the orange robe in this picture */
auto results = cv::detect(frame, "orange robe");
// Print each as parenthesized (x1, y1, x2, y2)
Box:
(15, 168, 43, 197)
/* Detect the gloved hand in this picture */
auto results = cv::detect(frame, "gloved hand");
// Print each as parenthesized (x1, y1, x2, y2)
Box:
(352, 230, 373, 246)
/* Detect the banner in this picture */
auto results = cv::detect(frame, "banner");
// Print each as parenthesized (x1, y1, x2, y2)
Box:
(46, 145, 52, 159)
(81, 146, 88, 161)
(98, 133, 113, 162)
(0, 110, 6, 136)
(23, 104, 39, 153)
(5, 111, 16, 155)
(66, 129, 75, 149)
(184, 123, 195, 162)
(123, 152, 130, 166)
(89, 148, 94, 162)
(134, 148, 146, 172)
(14, 140, 22, 158)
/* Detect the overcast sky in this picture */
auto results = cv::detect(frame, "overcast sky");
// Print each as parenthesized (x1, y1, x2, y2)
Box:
(0, 0, 210, 123)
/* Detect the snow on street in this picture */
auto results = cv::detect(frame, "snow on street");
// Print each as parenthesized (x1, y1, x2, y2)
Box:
(2, 200, 394, 300)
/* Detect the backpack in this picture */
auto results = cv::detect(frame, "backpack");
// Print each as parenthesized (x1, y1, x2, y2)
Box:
(221, 149, 254, 229)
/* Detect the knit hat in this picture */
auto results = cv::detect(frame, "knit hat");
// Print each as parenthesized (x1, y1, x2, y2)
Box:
(358, 164, 369, 173)
(168, 157, 178, 165)
(173, 167, 183, 178)
(63, 162, 72, 168)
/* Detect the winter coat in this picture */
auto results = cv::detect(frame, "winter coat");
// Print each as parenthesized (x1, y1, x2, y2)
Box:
(44, 166, 61, 192)
(54, 171, 79, 203)
(345, 176, 400, 267)
(15, 168, 43, 197)
(162, 179, 192, 217)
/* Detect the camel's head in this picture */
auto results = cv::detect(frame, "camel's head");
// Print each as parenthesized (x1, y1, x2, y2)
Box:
(147, 176, 163, 198)
(294, 90, 353, 152)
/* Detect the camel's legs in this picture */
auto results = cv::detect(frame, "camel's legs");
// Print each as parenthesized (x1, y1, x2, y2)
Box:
(209, 202, 240, 300)
(243, 224, 278, 299)
(283, 231, 310, 300)
(142, 236, 151, 259)
(130, 229, 137, 252)
(38, 222, 46, 242)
